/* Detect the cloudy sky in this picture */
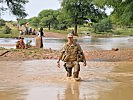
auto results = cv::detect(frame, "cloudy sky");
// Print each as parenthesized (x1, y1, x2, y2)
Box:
(1, 0, 61, 21)
(1, 0, 112, 21)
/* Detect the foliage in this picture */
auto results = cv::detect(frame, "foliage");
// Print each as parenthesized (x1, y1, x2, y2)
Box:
(28, 17, 40, 27)
(39, 9, 59, 30)
(53, 10, 71, 30)
(18, 19, 28, 25)
(0, 26, 19, 38)
(61, 0, 106, 35)
(0, 19, 5, 27)
(2, 25, 12, 34)
(36, 9, 71, 30)
(93, 0, 133, 25)
(0, 0, 28, 18)
(93, 18, 112, 32)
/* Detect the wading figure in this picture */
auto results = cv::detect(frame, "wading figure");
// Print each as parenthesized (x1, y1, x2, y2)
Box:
(57, 33, 86, 79)
(35, 27, 44, 48)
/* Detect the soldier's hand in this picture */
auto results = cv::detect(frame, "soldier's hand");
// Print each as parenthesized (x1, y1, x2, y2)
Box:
(83, 61, 87, 66)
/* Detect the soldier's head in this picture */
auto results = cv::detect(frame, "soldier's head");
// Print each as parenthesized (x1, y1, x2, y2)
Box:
(67, 33, 73, 43)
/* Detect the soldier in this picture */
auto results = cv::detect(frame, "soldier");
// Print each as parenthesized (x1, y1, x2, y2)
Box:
(57, 33, 86, 78)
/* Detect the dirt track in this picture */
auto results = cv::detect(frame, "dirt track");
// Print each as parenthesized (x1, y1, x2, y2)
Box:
(45, 32, 67, 38)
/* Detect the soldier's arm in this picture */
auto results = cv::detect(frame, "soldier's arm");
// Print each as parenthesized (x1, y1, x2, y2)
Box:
(57, 44, 66, 63)
(77, 44, 86, 61)
(57, 51, 65, 63)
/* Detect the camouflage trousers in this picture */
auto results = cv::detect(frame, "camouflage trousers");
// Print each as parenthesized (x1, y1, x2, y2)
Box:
(64, 61, 80, 78)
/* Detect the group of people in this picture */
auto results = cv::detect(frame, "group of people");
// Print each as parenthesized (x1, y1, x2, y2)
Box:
(19, 27, 36, 35)
(16, 27, 44, 49)
(18, 23, 37, 36)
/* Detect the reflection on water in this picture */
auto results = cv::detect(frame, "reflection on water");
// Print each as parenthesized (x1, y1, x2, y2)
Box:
(0, 60, 133, 100)
(63, 82, 80, 100)
(0, 36, 133, 50)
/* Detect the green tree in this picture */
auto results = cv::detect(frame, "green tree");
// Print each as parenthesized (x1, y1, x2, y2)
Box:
(53, 10, 72, 30)
(93, 18, 112, 32)
(0, 19, 5, 27)
(39, 9, 58, 30)
(2, 25, 11, 34)
(93, 0, 133, 25)
(18, 19, 28, 26)
(0, 0, 28, 18)
(28, 17, 40, 28)
(61, 0, 105, 35)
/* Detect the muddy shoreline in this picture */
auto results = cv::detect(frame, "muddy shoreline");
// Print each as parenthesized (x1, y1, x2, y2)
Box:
(0, 48, 133, 61)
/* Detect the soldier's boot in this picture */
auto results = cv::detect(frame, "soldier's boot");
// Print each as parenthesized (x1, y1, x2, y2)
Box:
(73, 71, 79, 78)
(67, 68, 72, 77)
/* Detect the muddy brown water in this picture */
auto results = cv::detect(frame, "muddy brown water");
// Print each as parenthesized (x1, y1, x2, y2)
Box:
(0, 60, 133, 100)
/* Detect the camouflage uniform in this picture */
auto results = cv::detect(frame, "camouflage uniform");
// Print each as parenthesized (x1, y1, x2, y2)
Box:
(60, 42, 85, 78)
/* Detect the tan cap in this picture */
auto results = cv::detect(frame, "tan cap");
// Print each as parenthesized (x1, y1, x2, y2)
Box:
(67, 33, 73, 38)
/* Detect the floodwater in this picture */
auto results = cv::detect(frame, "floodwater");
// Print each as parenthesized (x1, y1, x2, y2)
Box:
(0, 36, 133, 50)
(0, 60, 133, 100)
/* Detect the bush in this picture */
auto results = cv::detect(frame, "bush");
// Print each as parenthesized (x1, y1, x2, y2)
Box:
(93, 18, 112, 33)
(0, 19, 5, 27)
(53, 24, 68, 30)
(18, 19, 28, 25)
(112, 30, 122, 35)
(2, 26, 12, 34)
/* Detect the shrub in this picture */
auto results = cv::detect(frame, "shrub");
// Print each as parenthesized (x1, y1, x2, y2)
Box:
(93, 18, 113, 33)
(18, 19, 28, 26)
(0, 19, 5, 27)
(2, 26, 12, 34)
(53, 24, 68, 30)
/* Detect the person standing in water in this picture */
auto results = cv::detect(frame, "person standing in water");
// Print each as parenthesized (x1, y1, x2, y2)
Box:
(57, 33, 86, 79)
(36, 27, 44, 48)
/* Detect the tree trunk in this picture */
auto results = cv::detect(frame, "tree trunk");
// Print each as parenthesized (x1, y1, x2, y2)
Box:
(48, 23, 51, 30)
(74, 21, 78, 36)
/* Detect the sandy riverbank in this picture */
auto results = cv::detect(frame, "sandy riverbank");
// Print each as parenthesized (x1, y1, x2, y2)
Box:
(45, 32, 67, 38)
(0, 48, 133, 61)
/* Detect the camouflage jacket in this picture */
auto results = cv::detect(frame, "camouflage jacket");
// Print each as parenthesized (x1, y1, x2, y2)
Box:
(60, 42, 85, 62)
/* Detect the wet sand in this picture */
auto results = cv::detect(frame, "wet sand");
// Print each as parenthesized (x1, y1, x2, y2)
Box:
(0, 48, 133, 61)
(0, 60, 133, 100)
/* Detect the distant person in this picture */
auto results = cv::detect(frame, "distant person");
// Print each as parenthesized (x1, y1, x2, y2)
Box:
(28, 27, 32, 35)
(32, 29, 36, 35)
(19, 30, 23, 35)
(36, 27, 44, 48)
(16, 37, 25, 49)
(38, 27, 44, 37)
(57, 33, 86, 79)
(19, 38, 25, 49)
(16, 37, 21, 49)
(25, 27, 28, 35)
